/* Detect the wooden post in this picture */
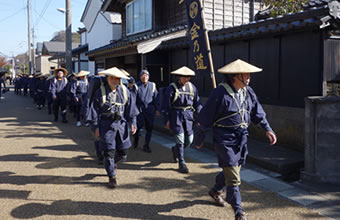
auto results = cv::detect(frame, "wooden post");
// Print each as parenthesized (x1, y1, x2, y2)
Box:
(199, 0, 217, 88)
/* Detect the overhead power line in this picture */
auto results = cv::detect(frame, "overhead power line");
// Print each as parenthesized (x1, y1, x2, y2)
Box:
(34, 0, 53, 28)
(0, 6, 26, 23)
(32, 8, 62, 30)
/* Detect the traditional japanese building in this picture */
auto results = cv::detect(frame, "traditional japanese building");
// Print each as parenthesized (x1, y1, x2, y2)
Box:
(87, 0, 340, 151)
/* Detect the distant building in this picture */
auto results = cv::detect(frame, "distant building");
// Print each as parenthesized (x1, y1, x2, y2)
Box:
(80, 0, 122, 74)
(73, 27, 90, 74)
(40, 41, 78, 74)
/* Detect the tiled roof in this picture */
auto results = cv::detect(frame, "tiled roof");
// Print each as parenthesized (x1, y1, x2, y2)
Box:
(87, 24, 188, 57)
(72, 44, 88, 54)
(160, 2, 339, 50)
(43, 41, 79, 53)
(303, 0, 332, 9)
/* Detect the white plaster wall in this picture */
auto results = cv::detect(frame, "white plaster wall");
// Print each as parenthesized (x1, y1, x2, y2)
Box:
(88, 13, 122, 50)
(82, 0, 102, 32)
(203, 0, 264, 30)
(89, 61, 95, 75)
(80, 52, 87, 60)
(81, 32, 87, 45)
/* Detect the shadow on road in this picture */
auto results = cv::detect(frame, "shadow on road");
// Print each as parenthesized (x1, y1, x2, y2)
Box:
(11, 199, 210, 219)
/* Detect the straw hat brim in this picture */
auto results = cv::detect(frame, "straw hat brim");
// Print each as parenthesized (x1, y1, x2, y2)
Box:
(75, 71, 90, 77)
(98, 67, 129, 79)
(171, 66, 195, 76)
(218, 59, 262, 74)
(47, 75, 55, 80)
(54, 67, 68, 76)
(120, 69, 130, 77)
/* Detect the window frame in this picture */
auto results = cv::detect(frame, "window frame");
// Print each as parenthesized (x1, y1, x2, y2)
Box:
(126, 0, 152, 36)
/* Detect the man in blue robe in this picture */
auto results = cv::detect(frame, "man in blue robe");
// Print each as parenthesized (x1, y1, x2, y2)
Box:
(87, 72, 107, 164)
(35, 73, 47, 109)
(22, 74, 29, 96)
(195, 59, 277, 220)
(71, 70, 90, 127)
(49, 68, 69, 123)
(162, 66, 202, 173)
(0, 74, 7, 100)
(134, 69, 160, 153)
(93, 67, 138, 188)
(44, 74, 54, 115)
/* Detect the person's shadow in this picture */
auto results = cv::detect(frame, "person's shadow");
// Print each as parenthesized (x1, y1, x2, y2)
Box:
(11, 199, 211, 219)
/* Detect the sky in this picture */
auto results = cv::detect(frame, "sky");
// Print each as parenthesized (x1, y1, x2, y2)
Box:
(0, 0, 87, 58)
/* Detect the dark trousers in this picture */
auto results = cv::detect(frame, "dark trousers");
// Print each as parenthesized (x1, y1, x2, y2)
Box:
(74, 104, 81, 121)
(134, 117, 153, 147)
(213, 167, 243, 216)
(36, 92, 45, 107)
(53, 96, 67, 120)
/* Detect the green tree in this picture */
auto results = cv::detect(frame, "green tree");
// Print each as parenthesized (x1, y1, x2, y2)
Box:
(51, 31, 80, 43)
(264, 0, 309, 17)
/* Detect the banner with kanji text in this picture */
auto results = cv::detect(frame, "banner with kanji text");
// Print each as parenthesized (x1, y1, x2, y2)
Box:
(185, 0, 211, 75)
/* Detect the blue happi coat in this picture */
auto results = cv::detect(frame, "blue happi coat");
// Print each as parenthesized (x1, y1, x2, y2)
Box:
(93, 84, 138, 150)
(70, 79, 88, 104)
(44, 78, 52, 98)
(16, 77, 24, 89)
(86, 76, 106, 123)
(197, 83, 272, 167)
(35, 78, 45, 93)
(49, 77, 68, 98)
(0, 78, 5, 89)
(162, 80, 202, 135)
(135, 81, 159, 125)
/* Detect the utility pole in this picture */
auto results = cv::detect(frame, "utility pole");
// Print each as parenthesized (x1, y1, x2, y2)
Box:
(12, 55, 16, 79)
(27, 0, 32, 75)
(32, 28, 35, 74)
(65, 0, 72, 74)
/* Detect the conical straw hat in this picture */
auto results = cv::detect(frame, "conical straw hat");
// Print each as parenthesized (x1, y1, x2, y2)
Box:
(218, 59, 262, 74)
(75, 70, 90, 77)
(98, 67, 129, 79)
(53, 67, 68, 75)
(120, 69, 130, 77)
(171, 66, 195, 76)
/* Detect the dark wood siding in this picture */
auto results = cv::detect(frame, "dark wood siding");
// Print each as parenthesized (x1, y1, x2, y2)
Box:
(121, 9, 126, 38)
(324, 38, 340, 81)
(211, 45, 225, 85)
(145, 51, 169, 88)
(279, 32, 322, 107)
(249, 38, 280, 104)
(224, 41, 249, 63)
(156, 0, 186, 31)
(157, 31, 324, 107)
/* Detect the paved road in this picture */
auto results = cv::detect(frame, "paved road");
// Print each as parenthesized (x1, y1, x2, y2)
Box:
(0, 90, 330, 219)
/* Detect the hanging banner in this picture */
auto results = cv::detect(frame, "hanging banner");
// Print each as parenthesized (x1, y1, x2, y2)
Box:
(185, 0, 210, 75)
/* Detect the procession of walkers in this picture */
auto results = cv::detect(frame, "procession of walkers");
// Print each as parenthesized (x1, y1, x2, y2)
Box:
(7, 59, 277, 220)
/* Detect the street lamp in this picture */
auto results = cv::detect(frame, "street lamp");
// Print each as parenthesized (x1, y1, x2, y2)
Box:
(57, 1, 72, 74)
(57, 8, 66, 13)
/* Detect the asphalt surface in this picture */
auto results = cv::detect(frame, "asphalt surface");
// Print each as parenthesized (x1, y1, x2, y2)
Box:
(0, 90, 331, 219)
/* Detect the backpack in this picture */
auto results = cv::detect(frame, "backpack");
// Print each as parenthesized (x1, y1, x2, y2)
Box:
(100, 83, 128, 107)
(170, 82, 194, 105)
(88, 76, 107, 105)
(76, 78, 88, 87)
(213, 83, 249, 129)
